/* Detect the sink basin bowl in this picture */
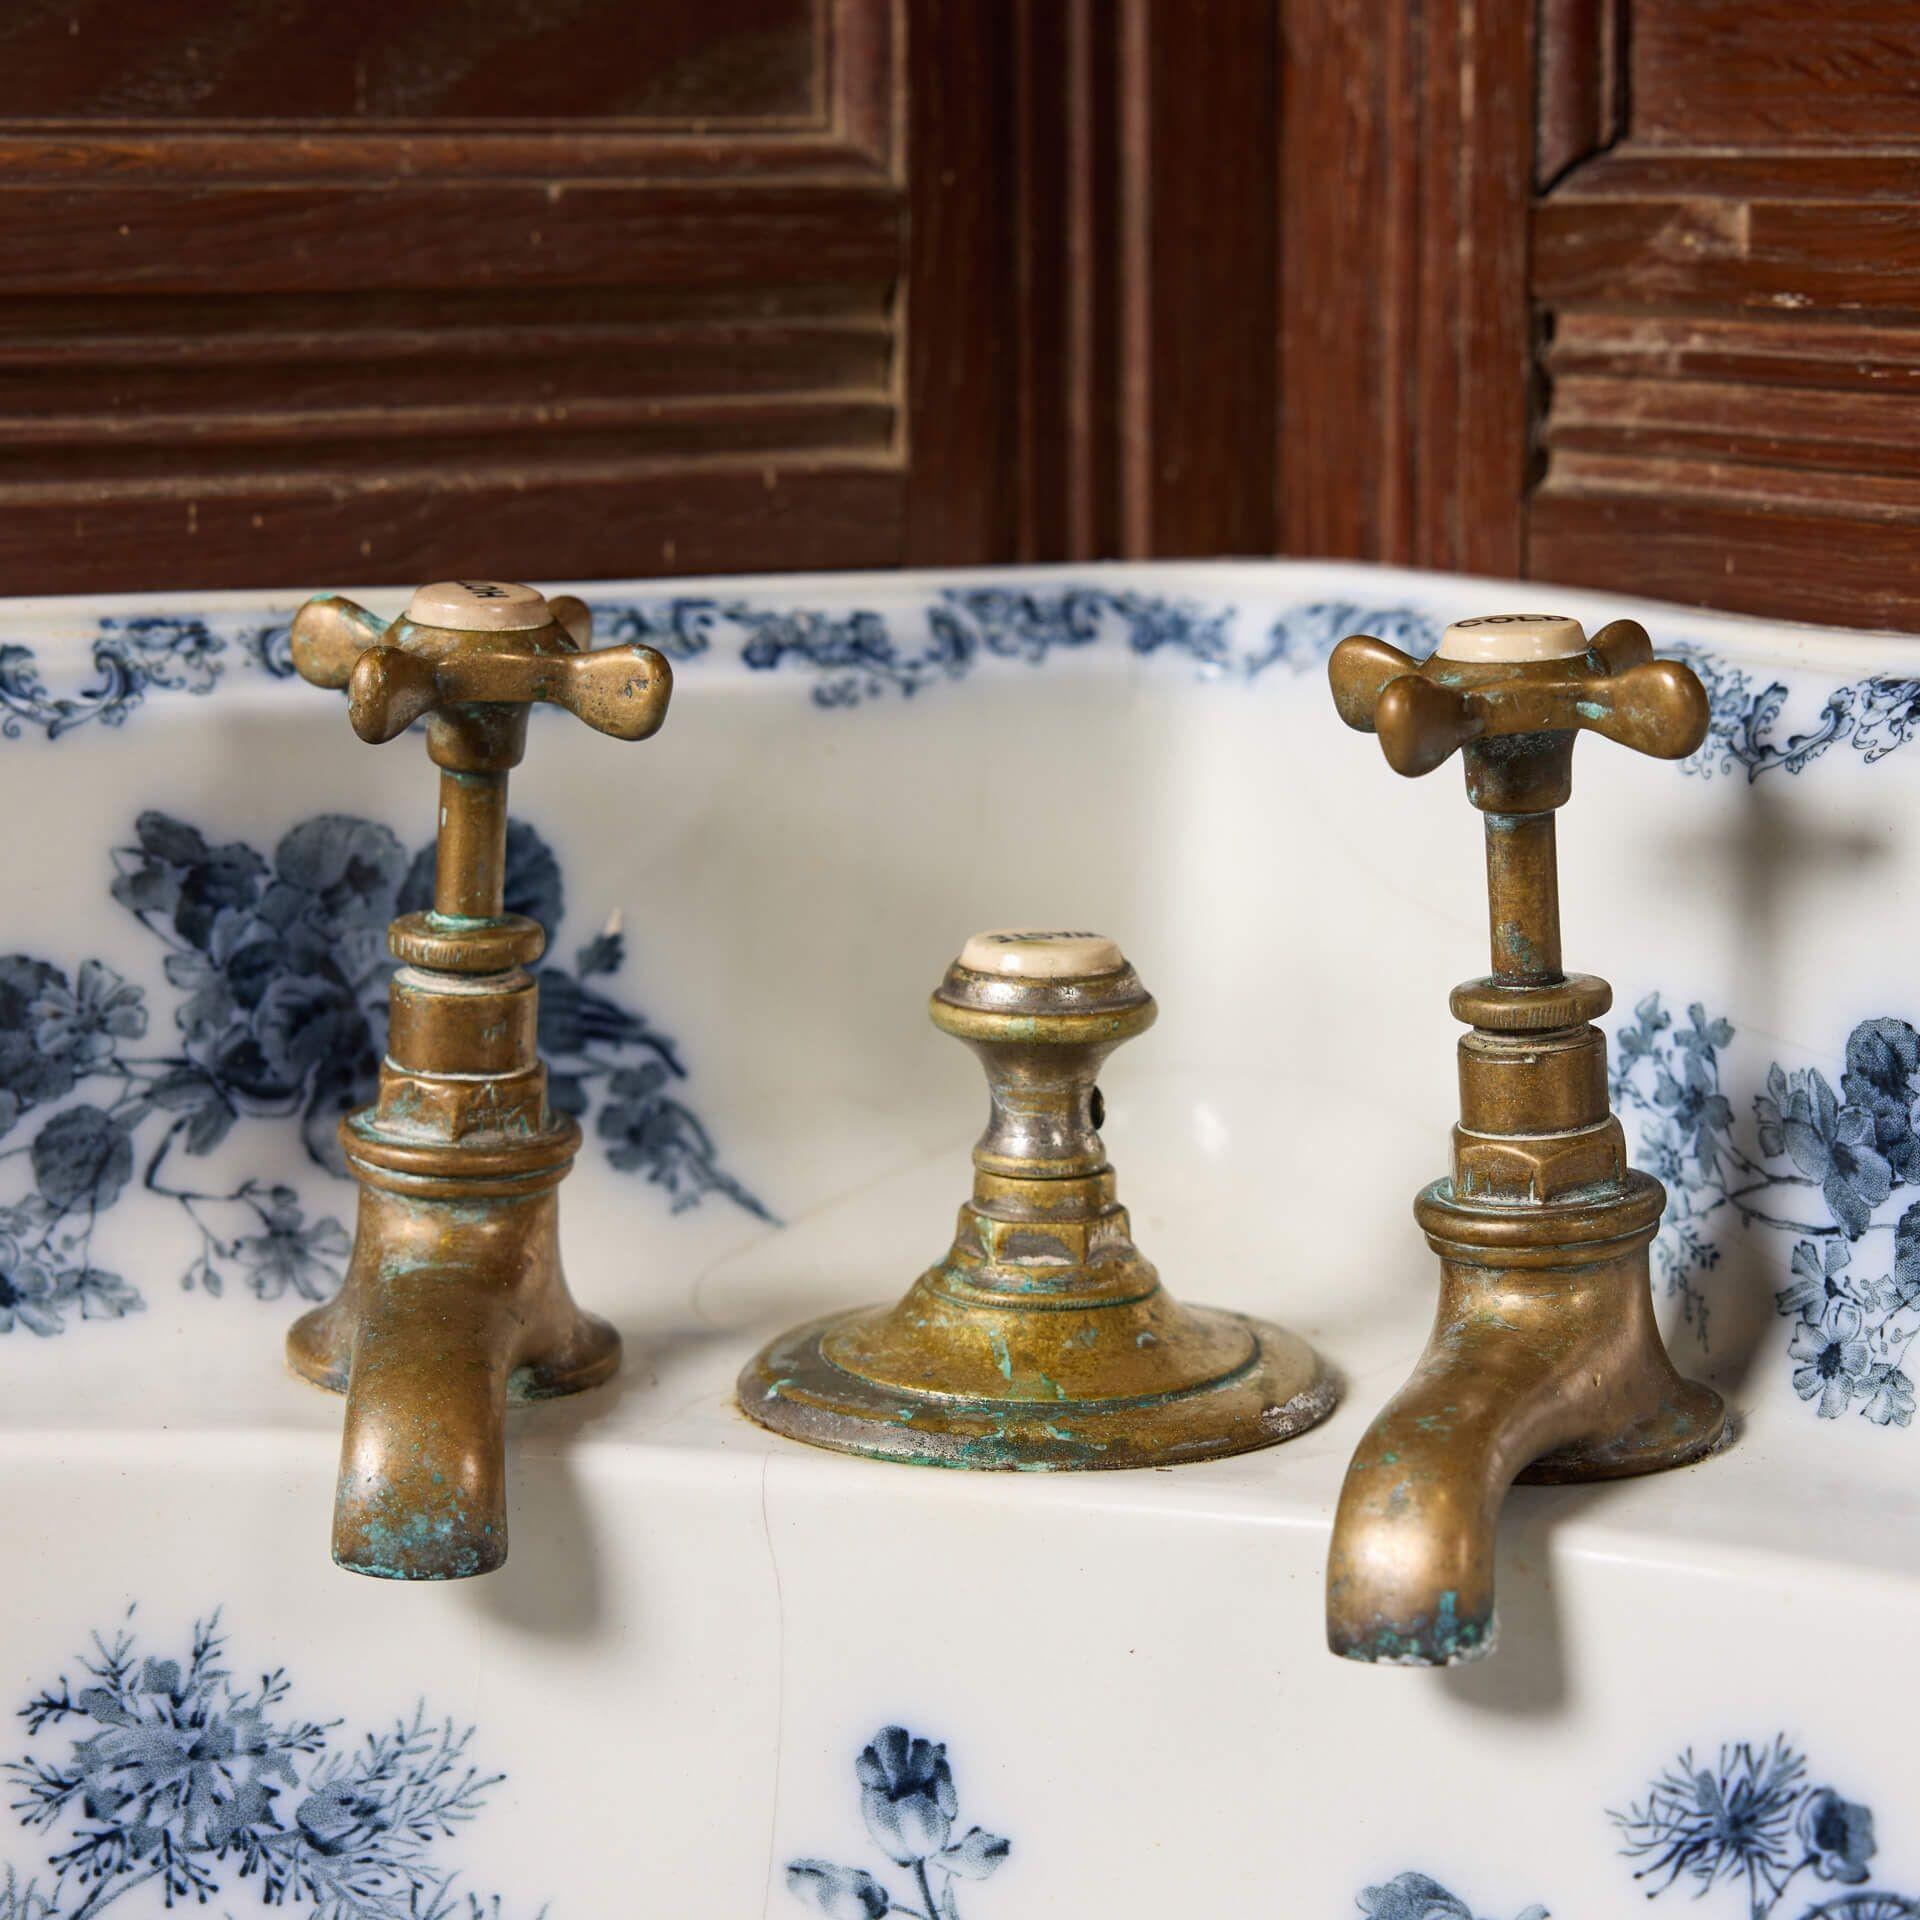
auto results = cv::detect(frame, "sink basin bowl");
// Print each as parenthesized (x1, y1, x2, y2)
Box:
(1, 560, 1915, 1919)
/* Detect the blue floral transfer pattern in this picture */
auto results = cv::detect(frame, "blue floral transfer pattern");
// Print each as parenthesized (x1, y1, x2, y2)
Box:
(0, 807, 766, 1337)
(0, 591, 1448, 735)
(786, 1726, 1008, 1920)
(1356, 1873, 1547, 1920)
(591, 590, 1439, 708)
(1613, 1739, 1916, 1918)
(2, 1612, 529, 1920)
(1613, 997, 1920, 1427)
(0, 617, 276, 741)
(1676, 645, 1920, 782)
(9, 588, 1920, 787)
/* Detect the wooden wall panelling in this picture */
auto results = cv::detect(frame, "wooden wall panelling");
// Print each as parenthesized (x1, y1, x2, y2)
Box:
(1004, 0, 1281, 565)
(1628, 1, 1920, 148)
(0, 0, 914, 594)
(0, 1, 824, 122)
(1279, 0, 1534, 574)
(1529, 1, 1920, 630)
(902, 0, 1015, 565)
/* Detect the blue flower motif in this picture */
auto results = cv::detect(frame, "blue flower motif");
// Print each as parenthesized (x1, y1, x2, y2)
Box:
(1776, 1239, 1855, 1325)
(1613, 1740, 1805, 1900)
(597, 1062, 773, 1219)
(0, 1227, 60, 1337)
(1801, 1787, 1877, 1884)
(1614, 1738, 1912, 1918)
(31, 1106, 133, 1214)
(859, 1728, 956, 1866)
(27, 963, 145, 1072)
(1654, 1008, 1735, 1163)
(787, 1861, 892, 1919)
(231, 1189, 350, 1304)
(4, 802, 769, 1338)
(1357, 1874, 1547, 1920)
(5, 1612, 528, 1920)
(790, 1725, 1007, 1920)
(0, 957, 84, 1122)
(1774, 1068, 1891, 1240)
(273, 814, 408, 941)
(1622, 992, 1920, 1431)
(1359, 1874, 1472, 1919)
(291, 1779, 385, 1856)
(1841, 1017, 1920, 1184)
(1791, 1305, 1874, 1419)
(1862, 1362, 1916, 1428)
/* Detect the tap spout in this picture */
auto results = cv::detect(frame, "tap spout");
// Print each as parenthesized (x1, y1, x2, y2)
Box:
(1326, 1182, 1724, 1665)
(287, 1138, 619, 1581)
(332, 1269, 515, 1580)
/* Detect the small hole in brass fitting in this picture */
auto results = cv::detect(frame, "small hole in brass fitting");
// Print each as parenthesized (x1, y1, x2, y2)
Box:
(1089, 1086, 1106, 1130)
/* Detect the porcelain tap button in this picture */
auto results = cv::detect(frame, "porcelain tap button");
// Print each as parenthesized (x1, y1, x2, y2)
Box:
(406, 580, 552, 632)
(957, 928, 1125, 980)
(1436, 613, 1588, 663)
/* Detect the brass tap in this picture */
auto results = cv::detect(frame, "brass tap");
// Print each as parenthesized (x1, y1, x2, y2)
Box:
(738, 930, 1335, 1469)
(285, 579, 672, 1579)
(1324, 614, 1726, 1664)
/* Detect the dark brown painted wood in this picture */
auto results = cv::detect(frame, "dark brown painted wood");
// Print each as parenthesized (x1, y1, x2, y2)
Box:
(1630, 0, 1920, 147)
(1535, 0, 1623, 190)
(0, 0, 820, 122)
(1529, 0, 1920, 631)
(0, 459, 903, 595)
(901, 0, 1013, 566)
(0, 0, 913, 594)
(1531, 483, 1920, 634)
(1127, 0, 1279, 558)
(1280, 0, 1533, 575)
(19, 0, 1920, 635)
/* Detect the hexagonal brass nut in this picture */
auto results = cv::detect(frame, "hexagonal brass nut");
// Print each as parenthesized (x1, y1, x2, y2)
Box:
(371, 1064, 549, 1145)
(1450, 1117, 1627, 1205)
(956, 1202, 1137, 1271)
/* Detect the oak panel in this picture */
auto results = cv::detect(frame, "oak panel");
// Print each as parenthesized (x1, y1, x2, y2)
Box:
(0, 0, 819, 123)
(1631, 0, 1920, 147)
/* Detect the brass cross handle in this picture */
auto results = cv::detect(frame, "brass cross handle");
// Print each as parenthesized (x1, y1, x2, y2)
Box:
(289, 578, 672, 752)
(288, 578, 672, 932)
(1329, 613, 1708, 780)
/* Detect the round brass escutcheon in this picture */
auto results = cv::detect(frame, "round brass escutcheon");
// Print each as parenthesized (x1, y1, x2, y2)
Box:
(737, 930, 1338, 1470)
(740, 1305, 1333, 1471)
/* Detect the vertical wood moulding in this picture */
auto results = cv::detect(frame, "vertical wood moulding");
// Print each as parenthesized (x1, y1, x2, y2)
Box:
(1380, 0, 1422, 563)
(1011, 0, 1063, 560)
(1280, 0, 1394, 560)
(1460, 0, 1534, 581)
(1116, 0, 1155, 558)
(904, 0, 1013, 563)
(1135, 0, 1279, 558)
(1064, 0, 1123, 561)
(1535, 0, 1625, 190)
(1280, 0, 1532, 573)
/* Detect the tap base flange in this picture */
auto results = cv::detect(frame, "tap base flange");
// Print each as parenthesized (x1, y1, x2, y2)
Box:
(286, 1301, 620, 1404)
(738, 1303, 1334, 1471)
(1517, 1376, 1727, 1484)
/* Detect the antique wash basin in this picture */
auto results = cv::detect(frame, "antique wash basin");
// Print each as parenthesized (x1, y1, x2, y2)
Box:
(0, 560, 1916, 1919)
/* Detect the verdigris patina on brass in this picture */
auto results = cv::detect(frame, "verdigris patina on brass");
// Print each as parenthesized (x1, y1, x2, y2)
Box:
(286, 579, 672, 1580)
(739, 930, 1335, 1469)
(1324, 613, 1727, 1665)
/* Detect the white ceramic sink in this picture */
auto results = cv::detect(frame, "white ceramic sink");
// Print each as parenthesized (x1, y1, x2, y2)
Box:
(1, 561, 1916, 1920)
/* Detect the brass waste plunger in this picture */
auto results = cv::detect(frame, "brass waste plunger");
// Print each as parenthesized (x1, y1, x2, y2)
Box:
(1324, 612, 1727, 1665)
(739, 930, 1336, 1468)
(286, 579, 672, 1579)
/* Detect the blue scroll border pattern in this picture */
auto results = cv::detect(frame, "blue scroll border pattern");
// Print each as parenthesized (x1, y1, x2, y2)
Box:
(3, 587, 1900, 780)
(0, 585, 1909, 782)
